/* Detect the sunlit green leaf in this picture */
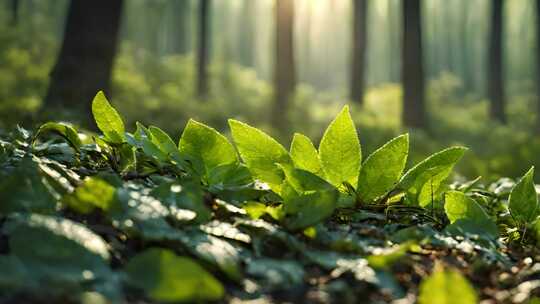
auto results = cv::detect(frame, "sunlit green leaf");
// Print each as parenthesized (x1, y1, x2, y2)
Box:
(319, 105, 361, 188)
(398, 146, 467, 207)
(91, 91, 125, 143)
(180, 119, 238, 177)
(418, 264, 477, 304)
(357, 134, 408, 203)
(509, 166, 538, 225)
(279, 166, 338, 230)
(33, 122, 82, 151)
(124, 248, 224, 302)
(63, 177, 119, 214)
(444, 191, 490, 224)
(148, 125, 179, 156)
(290, 133, 323, 177)
(229, 119, 292, 191)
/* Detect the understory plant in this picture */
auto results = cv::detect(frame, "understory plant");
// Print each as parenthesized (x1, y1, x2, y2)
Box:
(0, 91, 538, 303)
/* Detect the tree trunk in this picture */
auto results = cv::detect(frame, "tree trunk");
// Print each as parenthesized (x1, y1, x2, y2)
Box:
(197, 0, 210, 99)
(387, 0, 399, 83)
(10, 0, 19, 26)
(271, 0, 296, 131)
(172, 0, 191, 55)
(301, 2, 312, 83)
(460, 0, 473, 93)
(350, 0, 368, 105)
(402, 0, 427, 129)
(488, 0, 506, 123)
(238, 0, 255, 67)
(535, 0, 540, 134)
(43, 0, 123, 124)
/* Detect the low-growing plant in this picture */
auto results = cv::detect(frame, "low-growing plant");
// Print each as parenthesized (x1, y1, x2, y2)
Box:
(0, 91, 538, 303)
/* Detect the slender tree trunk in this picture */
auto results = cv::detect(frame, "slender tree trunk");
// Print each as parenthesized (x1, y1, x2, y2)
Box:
(172, 0, 191, 55)
(388, 0, 399, 83)
(10, 0, 19, 26)
(350, 0, 368, 105)
(535, 0, 540, 134)
(272, 0, 296, 131)
(488, 0, 506, 123)
(460, 0, 473, 93)
(443, 1, 455, 74)
(44, 0, 123, 124)
(238, 0, 255, 67)
(402, 0, 427, 129)
(197, 0, 210, 99)
(300, 2, 312, 82)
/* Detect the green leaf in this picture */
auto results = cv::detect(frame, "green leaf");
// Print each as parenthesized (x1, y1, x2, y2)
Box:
(176, 230, 243, 280)
(0, 157, 58, 214)
(398, 146, 467, 207)
(290, 133, 323, 177)
(124, 248, 224, 303)
(207, 163, 253, 188)
(444, 190, 490, 224)
(229, 119, 292, 191)
(319, 105, 361, 188)
(509, 166, 538, 225)
(63, 177, 119, 214)
(5, 214, 113, 292)
(180, 119, 238, 177)
(118, 144, 136, 174)
(246, 258, 305, 290)
(91, 91, 125, 143)
(445, 218, 499, 241)
(148, 126, 179, 156)
(141, 137, 169, 163)
(357, 134, 409, 203)
(150, 179, 211, 223)
(33, 122, 82, 151)
(367, 242, 417, 270)
(7, 213, 110, 261)
(0, 255, 32, 291)
(134, 121, 151, 141)
(418, 264, 478, 304)
(279, 166, 338, 230)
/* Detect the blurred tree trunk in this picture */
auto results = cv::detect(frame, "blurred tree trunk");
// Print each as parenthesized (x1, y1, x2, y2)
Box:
(197, 0, 210, 99)
(350, 0, 368, 105)
(388, 0, 399, 83)
(238, 0, 255, 67)
(535, 0, 540, 134)
(443, 1, 456, 74)
(402, 0, 427, 129)
(460, 0, 472, 93)
(271, 0, 296, 131)
(44, 0, 123, 123)
(302, 2, 312, 80)
(488, 0, 506, 123)
(10, 0, 19, 26)
(172, 0, 191, 55)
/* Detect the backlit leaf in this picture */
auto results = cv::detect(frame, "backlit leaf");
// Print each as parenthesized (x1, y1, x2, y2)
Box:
(398, 146, 467, 207)
(319, 105, 361, 188)
(290, 133, 323, 177)
(357, 134, 409, 203)
(229, 119, 292, 191)
(418, 264, 477, 304)
(124, 248, 224, 302)
(509, 166, 538, 225)
(91, 91, 125, 143)
(180, 119, 238, 177)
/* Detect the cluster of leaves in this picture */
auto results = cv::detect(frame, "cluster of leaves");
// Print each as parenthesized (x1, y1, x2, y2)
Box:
(0, 91, 539, 303)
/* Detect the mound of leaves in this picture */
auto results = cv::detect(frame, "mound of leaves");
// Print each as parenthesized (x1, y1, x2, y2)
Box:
(1, 91, 540, 303)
